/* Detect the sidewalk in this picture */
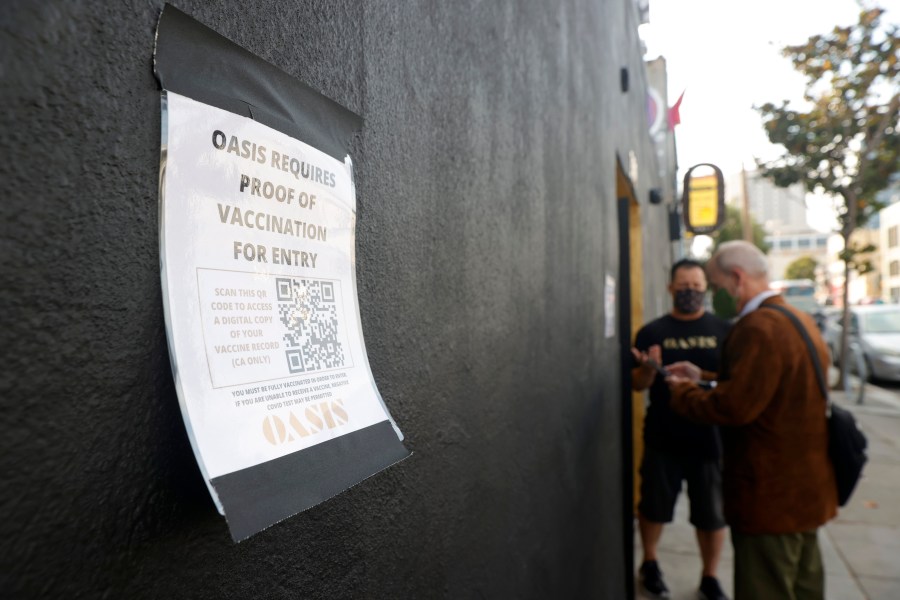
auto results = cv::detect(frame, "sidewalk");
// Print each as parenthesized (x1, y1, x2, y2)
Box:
(634, 376, 900, 599)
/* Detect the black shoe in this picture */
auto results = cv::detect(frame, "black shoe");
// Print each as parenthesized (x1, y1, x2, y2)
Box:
(638, 560, 670, 599)
(698, 575, 729, 600)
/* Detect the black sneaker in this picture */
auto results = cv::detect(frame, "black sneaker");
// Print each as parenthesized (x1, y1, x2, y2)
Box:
(698, 575, 729, 600)
(638, 560, 670, 599)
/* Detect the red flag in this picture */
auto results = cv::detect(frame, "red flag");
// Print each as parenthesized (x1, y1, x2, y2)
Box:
(668, 90, 685, 130)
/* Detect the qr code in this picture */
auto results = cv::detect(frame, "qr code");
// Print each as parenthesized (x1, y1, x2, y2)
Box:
(276, 277, 346, 374)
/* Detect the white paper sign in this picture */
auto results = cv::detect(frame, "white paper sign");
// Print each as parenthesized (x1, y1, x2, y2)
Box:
(605, 274, 617, 338)
(161, 92, 399, 495)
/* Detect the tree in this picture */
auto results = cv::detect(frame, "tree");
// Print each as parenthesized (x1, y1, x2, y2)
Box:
(710, 205, 771, 254)
(785, 256, 818, 281)
(756, 6, 899, 387)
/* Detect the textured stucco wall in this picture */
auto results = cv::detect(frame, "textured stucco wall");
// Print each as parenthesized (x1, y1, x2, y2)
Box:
(2, 1, 668, 598)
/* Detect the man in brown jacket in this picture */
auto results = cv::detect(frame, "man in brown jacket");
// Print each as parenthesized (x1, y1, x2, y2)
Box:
(666, 241, 836, 600)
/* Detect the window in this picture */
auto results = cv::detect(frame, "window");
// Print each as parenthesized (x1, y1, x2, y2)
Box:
(890, 225, 899, 248)
(778, 239, 792, 250)
(891, 260, 900, 277)
(892, 287, 900, 303)
(816, 236, 827, 248)
(798, 238, 811, 249)
(863, 309, 900, 333)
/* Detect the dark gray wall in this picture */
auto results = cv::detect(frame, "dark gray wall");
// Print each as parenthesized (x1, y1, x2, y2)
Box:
(1, 1, 669, 598)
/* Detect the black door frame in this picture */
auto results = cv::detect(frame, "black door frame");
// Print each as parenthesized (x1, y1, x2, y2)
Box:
(617, 192, 635, 598)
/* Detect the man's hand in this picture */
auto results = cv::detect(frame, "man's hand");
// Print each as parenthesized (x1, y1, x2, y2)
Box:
(665, 360, 701, 382)
(631, 344, 663, 372)
(665, 374, 692, 386)
(631, 345, 663, 391)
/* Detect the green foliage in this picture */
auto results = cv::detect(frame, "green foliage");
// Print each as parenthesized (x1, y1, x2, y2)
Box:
(785, 256, 818, 280)
(711, 287, 738, 319)
(710, 205, 771, 254)
(839, 241, 878, 274)
(756, 7, 900, 233)
(758, 6, 900, 387)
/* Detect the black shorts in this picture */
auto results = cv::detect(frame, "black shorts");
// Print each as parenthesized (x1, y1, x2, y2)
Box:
(638, 446, 726, 531)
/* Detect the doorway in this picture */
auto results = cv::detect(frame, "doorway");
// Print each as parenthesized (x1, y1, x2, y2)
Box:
(616, 155, 644, 596)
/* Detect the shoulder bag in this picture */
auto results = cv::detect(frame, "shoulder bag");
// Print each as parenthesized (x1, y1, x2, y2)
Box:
(762, 304, 867, 507)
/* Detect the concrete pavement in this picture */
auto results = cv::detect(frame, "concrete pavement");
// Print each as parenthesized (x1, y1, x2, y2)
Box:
(634, 376, 900, 599)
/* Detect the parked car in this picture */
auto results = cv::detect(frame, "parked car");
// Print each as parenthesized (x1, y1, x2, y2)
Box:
(823, 305, 900, 382)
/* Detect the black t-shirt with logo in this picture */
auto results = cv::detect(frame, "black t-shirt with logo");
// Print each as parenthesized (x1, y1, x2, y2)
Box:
(634, 312, 731, 458)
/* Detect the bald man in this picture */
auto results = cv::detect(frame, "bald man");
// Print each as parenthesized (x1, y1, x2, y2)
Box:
(666, 241, 836, 600)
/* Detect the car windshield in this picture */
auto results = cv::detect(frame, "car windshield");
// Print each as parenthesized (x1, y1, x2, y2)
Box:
(863, 310, 900, 333)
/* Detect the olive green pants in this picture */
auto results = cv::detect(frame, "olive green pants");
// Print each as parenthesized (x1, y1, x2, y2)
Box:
(731, 530, 824, 600)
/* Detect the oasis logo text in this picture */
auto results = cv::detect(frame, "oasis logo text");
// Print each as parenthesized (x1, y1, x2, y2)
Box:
(262, 399, 348, 445)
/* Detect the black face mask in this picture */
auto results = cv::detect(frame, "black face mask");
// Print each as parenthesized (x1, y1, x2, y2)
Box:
(674, 288, 706, 314)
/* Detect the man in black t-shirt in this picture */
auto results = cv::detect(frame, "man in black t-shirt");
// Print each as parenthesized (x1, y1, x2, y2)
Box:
(631, 259, 731, 600)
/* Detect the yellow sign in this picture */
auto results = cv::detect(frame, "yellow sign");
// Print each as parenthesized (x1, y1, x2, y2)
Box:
(682, 163, 725, 235)
(688, 175, 719, 228)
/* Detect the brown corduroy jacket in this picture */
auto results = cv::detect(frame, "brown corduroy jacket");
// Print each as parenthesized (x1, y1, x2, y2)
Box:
(670, 295, 837, 535)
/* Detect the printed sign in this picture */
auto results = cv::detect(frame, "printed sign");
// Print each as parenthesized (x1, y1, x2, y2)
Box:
(155, 6, 407, 542)
(682, 163, 725, 235)
(605, 274, 617, 338)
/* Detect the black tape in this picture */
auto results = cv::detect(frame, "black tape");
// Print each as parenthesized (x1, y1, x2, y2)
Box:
(154, 4, 361, 161)
(212, 421, 409, 542)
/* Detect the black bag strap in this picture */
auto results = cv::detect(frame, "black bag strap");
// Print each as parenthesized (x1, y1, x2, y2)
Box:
(760, 304, 831, 411)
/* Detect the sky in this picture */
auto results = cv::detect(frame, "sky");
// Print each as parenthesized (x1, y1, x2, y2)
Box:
(639, 0, 900, 232)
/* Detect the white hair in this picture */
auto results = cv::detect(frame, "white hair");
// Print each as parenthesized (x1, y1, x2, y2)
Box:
(713, 240, 769, 279)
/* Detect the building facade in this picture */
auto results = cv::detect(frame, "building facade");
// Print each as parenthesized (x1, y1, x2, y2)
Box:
(3, 1, 674, 598)
(726, 169, 809, 232)
(881, 202, 900, 303)
(724, 169, 831, 281)
(825, 229, 883, 306)
(763, 230, 830, 282)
